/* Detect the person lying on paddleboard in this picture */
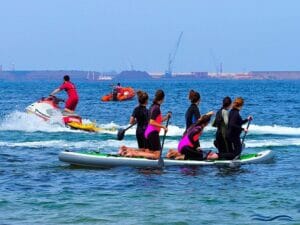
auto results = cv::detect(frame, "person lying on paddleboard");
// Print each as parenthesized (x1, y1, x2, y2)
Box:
(50, 75, 79, 114)
(225, 97, 253, 160)
(167, 112, 218, 160)
(129, 90, 149, 149)
(212, 96, 232, 159)
(119, 89, 171, 159)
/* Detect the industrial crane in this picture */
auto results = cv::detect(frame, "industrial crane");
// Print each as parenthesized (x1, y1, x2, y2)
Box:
(164, 32, 183, 78)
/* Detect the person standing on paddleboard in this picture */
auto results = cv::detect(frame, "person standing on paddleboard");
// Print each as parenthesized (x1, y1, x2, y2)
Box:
(50, 75, 79, 114)
(129, 90, 149, 149)
(226, 97, 252, 159)
(212, 96, 232, 159)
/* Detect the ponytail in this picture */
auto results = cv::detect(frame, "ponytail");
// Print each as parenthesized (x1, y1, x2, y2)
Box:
(153, 89, 165, 104)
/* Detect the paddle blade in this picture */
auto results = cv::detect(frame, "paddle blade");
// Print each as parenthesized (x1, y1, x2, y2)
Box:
(158, 157, 164, 168)
(117, 129, 125, 140)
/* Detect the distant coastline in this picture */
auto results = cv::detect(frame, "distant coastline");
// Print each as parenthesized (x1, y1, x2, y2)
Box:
(1, 70, 300, 81)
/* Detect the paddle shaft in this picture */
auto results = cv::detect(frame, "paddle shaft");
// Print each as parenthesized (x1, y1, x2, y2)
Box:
(158, 117, 170, 167)
(233, 119, 251, 160)
(124, 123, 136, 132)
(117, 123, 136, 140)
(241, 119, 251, 148)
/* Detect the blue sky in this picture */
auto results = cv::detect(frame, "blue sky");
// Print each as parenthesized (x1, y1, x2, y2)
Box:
(0, 0, 299, 72)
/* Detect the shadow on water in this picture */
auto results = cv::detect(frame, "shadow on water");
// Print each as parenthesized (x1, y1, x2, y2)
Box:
(215, 165, 249, 177)
(138, 167, 164, 175)
(58, 164, 113, 171)
(250, 213, 293, 221)
(178, 166, 202, 176)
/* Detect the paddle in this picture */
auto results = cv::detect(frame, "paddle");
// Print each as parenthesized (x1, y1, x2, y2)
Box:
(233, 118, 252, 160)
(158, 115, 171, 168)
(117, 123, 136, 140)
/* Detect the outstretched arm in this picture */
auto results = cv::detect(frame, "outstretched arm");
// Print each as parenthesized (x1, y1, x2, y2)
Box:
(129, 116, 136, 125)
(50, 88, 61, 96)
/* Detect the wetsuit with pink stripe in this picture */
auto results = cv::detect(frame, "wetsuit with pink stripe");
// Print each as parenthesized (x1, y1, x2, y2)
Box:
(178, 125, 204, 160)
(144, 103, 162, 151)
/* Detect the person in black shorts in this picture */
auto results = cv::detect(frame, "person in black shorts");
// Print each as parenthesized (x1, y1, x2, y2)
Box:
(129, 90, 149, 148)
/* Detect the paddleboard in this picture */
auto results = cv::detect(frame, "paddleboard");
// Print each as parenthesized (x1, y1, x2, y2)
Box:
(58, 150, 274, 168)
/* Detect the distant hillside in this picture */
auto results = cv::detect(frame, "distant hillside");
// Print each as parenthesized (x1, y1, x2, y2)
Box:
(0, 70, 97, 81)
(2, 70, 300, 81)
(113, 70, 153, 80)
(249, 71, 300, 80)
(0, 70, 89, 81)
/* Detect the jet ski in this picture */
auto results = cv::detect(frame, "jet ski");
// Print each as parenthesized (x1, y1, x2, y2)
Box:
(26, 96, 100, 132)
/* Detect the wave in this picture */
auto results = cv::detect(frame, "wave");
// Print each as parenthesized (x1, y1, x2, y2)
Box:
(117, 123, 300, 137)
(1, 137, 300, 150)
(247, 124, 300, 136)
(1, 111, 300, 136)
(0, 111, 117, 133)
(0, 111, 71, 132)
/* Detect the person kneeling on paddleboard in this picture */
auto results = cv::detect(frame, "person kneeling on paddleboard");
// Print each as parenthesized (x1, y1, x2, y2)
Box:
(225, 97, 252, 160)
(212, 96, 232, 158)
(119, 90, 171, 159)
(50, 75, 79, 114)
(129, 90, 149, 149)
(185, 90, 201, 131)
(167, 112, 218, 161)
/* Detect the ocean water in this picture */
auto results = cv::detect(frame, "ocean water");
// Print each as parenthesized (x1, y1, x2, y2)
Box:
(0, 79, 299, 225)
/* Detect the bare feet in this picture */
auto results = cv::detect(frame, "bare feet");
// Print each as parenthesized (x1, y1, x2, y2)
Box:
(175, 155, 185, 160)
(207, 152, 218, 160)
(124, 151, 135, 157)
(166, 149, 182, 159)
(118, 145, 127, 155)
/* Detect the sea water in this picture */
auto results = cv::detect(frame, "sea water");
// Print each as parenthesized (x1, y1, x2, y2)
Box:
(0, 80, 299, 224)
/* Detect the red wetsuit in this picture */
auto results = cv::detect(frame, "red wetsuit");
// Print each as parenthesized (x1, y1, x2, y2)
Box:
(59, 81, 79, 111)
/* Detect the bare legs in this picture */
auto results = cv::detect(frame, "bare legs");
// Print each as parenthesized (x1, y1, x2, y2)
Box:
(119, 146, 219, 161)
(118, 146, 160, 159)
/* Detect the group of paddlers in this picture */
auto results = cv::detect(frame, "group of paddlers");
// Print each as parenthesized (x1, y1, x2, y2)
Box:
(118, 89, 252, 161)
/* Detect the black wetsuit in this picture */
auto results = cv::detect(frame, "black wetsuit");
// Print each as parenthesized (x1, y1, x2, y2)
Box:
(212, 108, 230, 158)
(131, 105, 149, 148)
(185, 103, 201, 149)
(225, 108, 248, 159)
(185, 103, 201, 130)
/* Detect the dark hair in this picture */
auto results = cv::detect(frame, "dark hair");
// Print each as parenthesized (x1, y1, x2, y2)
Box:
(136, 90, 148, 105)
(185, 114, 212, 135)
(196, 114, 212, 127)
(222, 96, 232, 108)
(117, 83, 120, 86)
(189, 90, 201, 104)
(64, 75, 70, 81)
(153, 89, 165, 104)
